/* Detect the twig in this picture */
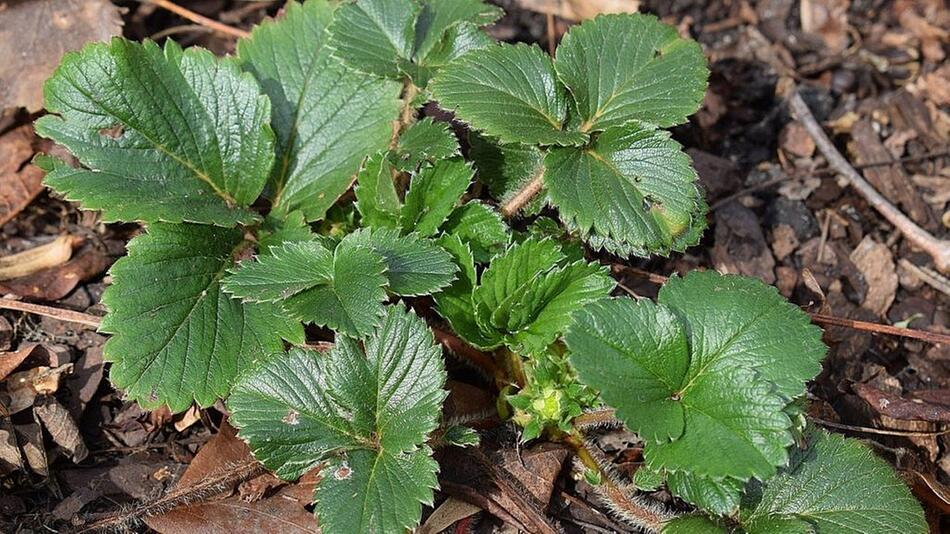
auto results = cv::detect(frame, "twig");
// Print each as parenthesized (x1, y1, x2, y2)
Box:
(898, 259, 950, 298)
(0, 298, 101, 328)
(140, 0, 250, 39)
(810, 417, 950, 438)
(788, 91, 950, 272)
(615, 266, 950, 345)
(501, 168, 545, 219)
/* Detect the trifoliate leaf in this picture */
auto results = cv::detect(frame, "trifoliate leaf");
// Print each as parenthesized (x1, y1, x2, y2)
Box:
(100, 224, 292, 412)
(400, 157, 473, 237)
(568, 270, 826, 481)
(469, 134, 548, 216)
(36, 39, 272, 227)
(410, 22, 493, 86)
(658, 270, 826, 400)
(413, 0, 502, 61)
(355, 152, 402, 229)
(471, 238, 613, 353)
(554, 14, 708, 132)
(329, 0, 417, 78)
(393, 117, 460, 172)
(667, 472, 744, 516)
(341, 227, 457, 296)
(433, 235, 499, 349)
(663, 516, 727, 534)
(223, 239, 388, 338)
(239, 0, 401, 221)
(440, 201, 509, 263)
(228, 304, 446, 534)
(741, 430, 927, 534)
(545, 123, 706, 256)
(431, 43, 587, 145)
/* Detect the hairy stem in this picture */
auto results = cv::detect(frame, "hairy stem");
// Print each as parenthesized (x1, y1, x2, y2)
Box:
(789, 91, 950, 272)
(500, 167, 545, 219)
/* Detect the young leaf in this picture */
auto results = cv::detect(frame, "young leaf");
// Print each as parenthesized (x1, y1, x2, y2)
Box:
(393, 117, 460, 172)
(440, 201, 509, 262)
(100, 224, 296, 412)
(468, 238, 614, 353)
(431, 43, 587, 145)
(567, 271, 824, 481)
(36, 39, 272, 226)
(741, 430, 927, 534)
(341, 227, 458, 296)
(228, 304, 446, 534)
(412, 0, 503, 61)
(545, 123, 706, 256)
(410, 21, 493, 86)
(469, 134, 548, 216)
(329, 0, 417, 78)
(239, 0, 401, 221)
(354, 152, 402, 228)
(554, 14, 708, 132)
(433, 235, 500, 349)
(400, 157, 474, 236)
(223, 239, 388, 338)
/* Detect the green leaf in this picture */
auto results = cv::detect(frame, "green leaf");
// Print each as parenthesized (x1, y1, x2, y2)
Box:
(440, 201, 509, 263)
(257, 211, 322, 251)
(410, 22, 493, 86)
(554, 13, 708, 132)
(440, 425, 480, 447)
(470, 238, 613, 353)
(413, 0, 502, 61)
(658, 270, 826, 400)
(741, 430, 927, 534)
(228, 304, 446, 534)
(393, 117, 460, 172)
(545, 123, 706, 256)
(100, 224, 291, 412)
(431, 43, 587, 145)
(400, 157, 473, 237)
(568, 271, 825, 481)
(663, 516, 727, 534)
(469, 134, 548, 216)
(341, 227, 457, 296)
(222, 241, 333, 302)
(36, 39, 272, 226)
(239, 0, 401, 221)
(667, 472, 744, 516)
(329, 0, 417, 78)
(355, 152, 402, 228)
(433, 235, 499, 349)
(223, 239, 388, 338)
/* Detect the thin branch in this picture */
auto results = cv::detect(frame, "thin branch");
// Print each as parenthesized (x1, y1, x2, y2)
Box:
(615, 266, 950, 345)
(0, 298, 102, 328)
(501, 168, 545, 219)
(141, 0, 250, 39)
(788, 90, 950, 272)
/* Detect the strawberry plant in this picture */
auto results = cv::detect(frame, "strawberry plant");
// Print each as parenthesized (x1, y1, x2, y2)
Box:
(34, 1, 926, 532)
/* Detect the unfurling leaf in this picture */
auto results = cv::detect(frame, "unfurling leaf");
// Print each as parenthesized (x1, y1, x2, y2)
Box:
(400, 157, 474, 236)
(393, 117, 460, 172)
(228, 304, 446, 534)
(340, 227, 458, 296)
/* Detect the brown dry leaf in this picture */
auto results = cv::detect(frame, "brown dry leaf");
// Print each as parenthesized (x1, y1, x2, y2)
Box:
(800, 0, 850, 52)
(34, 397, 88, 462)
(514, 0, 639, 21)
(779, 121, 817, 158)
(0, 244, 112, 301)
(910, 64, 950, 106)
(712, 202, 776, 284)
(173, 405, 201, 432)
(0, 428, 23, 474)
(15, 422, 48, 476)
(420, 498, 481, 534)
(0, 125, 46, 226)
(897, 2, 948, 62)
(147, 423, 318, 534)
(0, 343, 43, 381)
(0, 0, 122, 112)
(850, 236, 898, 317)
(0, 235, 75, 281)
